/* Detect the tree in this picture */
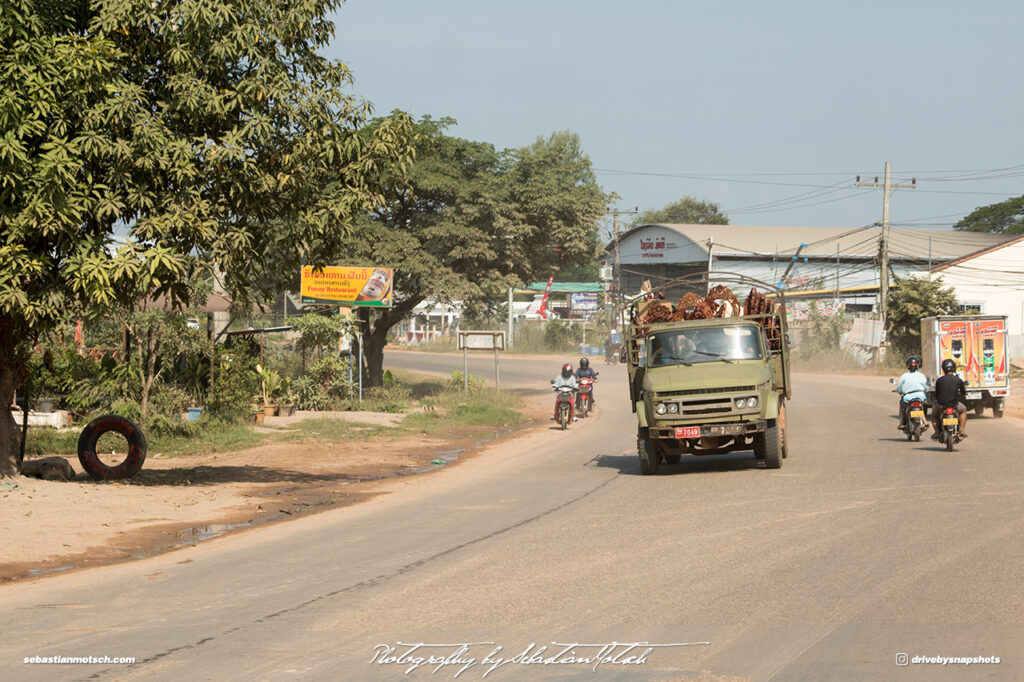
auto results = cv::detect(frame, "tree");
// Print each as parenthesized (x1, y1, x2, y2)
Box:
(954, 195, 1024, 234)
(631, 196, 729, 227)
(886, 277, 959, 357)
(0, 0, 414, 476)
(344, 119, 611, 386)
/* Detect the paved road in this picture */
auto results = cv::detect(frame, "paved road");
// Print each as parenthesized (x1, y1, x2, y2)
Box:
(2, 357, 1023, 681)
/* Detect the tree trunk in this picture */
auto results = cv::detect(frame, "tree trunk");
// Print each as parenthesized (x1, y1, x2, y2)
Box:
(360, 297, 422, 388)
(0, 313, 30, 478)
(133, 320, 164, 420)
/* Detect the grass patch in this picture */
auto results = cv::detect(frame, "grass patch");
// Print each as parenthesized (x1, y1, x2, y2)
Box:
(287, 418, 394, 441)
(403, 389, 526, 432)
(23, 420, 264, 459)
(23, 371, 530, 462)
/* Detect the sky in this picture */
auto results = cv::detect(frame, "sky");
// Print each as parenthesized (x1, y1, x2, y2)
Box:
(325, 0, 1024, 239)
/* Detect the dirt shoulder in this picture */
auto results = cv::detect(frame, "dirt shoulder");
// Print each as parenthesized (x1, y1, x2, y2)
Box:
(1, 397, 551, 584)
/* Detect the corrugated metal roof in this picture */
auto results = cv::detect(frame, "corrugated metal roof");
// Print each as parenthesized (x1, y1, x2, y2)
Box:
(612, 223, 1012, 261)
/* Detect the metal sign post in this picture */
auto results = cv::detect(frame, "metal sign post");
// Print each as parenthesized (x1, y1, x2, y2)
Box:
(457, 331, 506, 392)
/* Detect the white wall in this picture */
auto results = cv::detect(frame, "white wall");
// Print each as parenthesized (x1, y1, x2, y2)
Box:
(927, 239, 1024, 358)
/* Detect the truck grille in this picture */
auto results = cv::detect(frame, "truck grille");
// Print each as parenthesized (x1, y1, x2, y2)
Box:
(655, 385, 755, 398)
(676, 396, 735, 416)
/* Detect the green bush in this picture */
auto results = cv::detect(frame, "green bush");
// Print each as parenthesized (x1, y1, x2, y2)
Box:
(364, 384, 412, 413)
(144, 384, 196, 437)
(448, 370, 487, 393)
(290, 354, 352, 410)
(207, 347, 259, 423)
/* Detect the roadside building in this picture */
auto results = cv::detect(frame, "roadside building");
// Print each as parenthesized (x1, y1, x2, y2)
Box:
(609, 223, 1011, 313)
(924, 234, 1024, 357)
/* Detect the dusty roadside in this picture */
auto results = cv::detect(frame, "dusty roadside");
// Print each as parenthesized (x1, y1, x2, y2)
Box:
(2, 368, 1020, 584)
(0, 397, 551, 584)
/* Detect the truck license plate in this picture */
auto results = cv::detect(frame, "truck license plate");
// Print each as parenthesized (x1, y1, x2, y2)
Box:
(966, 391, 981, 400)
(675, 426, 700, 438)
(942, 417, 958, 426)
(909, 410, 924, 419)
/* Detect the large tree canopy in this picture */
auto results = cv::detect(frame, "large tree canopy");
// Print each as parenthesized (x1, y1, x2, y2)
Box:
(0, 0, 414, 476)
(631, 196, 729, 227)
(954, 195, 1024, 235)
(343, 118, 612, 386)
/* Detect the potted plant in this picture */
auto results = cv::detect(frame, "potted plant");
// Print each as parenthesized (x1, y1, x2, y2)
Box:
(278, 377, 296, 417)
(256, 364, 282, 417)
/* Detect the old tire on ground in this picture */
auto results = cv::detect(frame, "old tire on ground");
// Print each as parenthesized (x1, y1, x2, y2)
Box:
(638, 428, 661, 475)
(77, 415, 147, 481)
(762, 422, 782, 469)
(664, 454, 681, 465)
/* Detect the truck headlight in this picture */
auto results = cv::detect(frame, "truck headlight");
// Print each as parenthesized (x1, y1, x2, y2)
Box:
(734, 396, 758, 409)
(668, 403, 679, 414)
(656, 403, 667, 415)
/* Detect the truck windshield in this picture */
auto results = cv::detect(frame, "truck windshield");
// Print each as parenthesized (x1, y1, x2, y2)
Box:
(648, 326, 763, 367)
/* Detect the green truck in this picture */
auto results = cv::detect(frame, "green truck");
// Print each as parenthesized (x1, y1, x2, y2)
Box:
(625, 274, 792, 474)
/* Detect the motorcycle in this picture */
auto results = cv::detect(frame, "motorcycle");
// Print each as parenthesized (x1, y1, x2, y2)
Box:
(576, 375, 597, 417)
(890, 378, 928, 442)
(937, 406, 961, 452)
(551, 383, 576, 430)
(903, 398, 928, 442)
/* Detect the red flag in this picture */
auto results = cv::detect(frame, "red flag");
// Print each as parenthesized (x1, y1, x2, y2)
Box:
(538, 276, 555, 320)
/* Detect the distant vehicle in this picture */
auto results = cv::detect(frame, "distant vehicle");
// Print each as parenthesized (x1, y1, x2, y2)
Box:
(920, 315, 1009, 417)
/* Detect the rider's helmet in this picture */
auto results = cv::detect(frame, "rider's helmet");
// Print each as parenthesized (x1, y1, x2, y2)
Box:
(941, 358, 957, 374)
(579, 357, 589, 370)
(905, 355, 920, 371)
(561, 363, 573, 378)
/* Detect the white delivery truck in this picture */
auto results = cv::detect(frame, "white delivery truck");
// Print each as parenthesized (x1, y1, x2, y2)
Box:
(920, 315, 1010, 417)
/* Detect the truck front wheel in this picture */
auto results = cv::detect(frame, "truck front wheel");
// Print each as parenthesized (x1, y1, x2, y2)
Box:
(758, 422, 782, 469)
(637, 428, 661, 475)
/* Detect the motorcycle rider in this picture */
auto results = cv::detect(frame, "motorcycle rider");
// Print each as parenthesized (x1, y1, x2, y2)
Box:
(575, 357, 599, 409)
(550, 362, 578, 422)
(931, 358, 968, 441)
(894, 355, 929, 432)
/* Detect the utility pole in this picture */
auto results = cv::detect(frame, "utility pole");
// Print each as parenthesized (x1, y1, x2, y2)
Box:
(856, 162, 915, 361)
(607, 207, 639, 331)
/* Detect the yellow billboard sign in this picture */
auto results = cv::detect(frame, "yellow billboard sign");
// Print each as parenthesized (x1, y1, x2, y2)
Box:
(300, 266, 393, 307)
